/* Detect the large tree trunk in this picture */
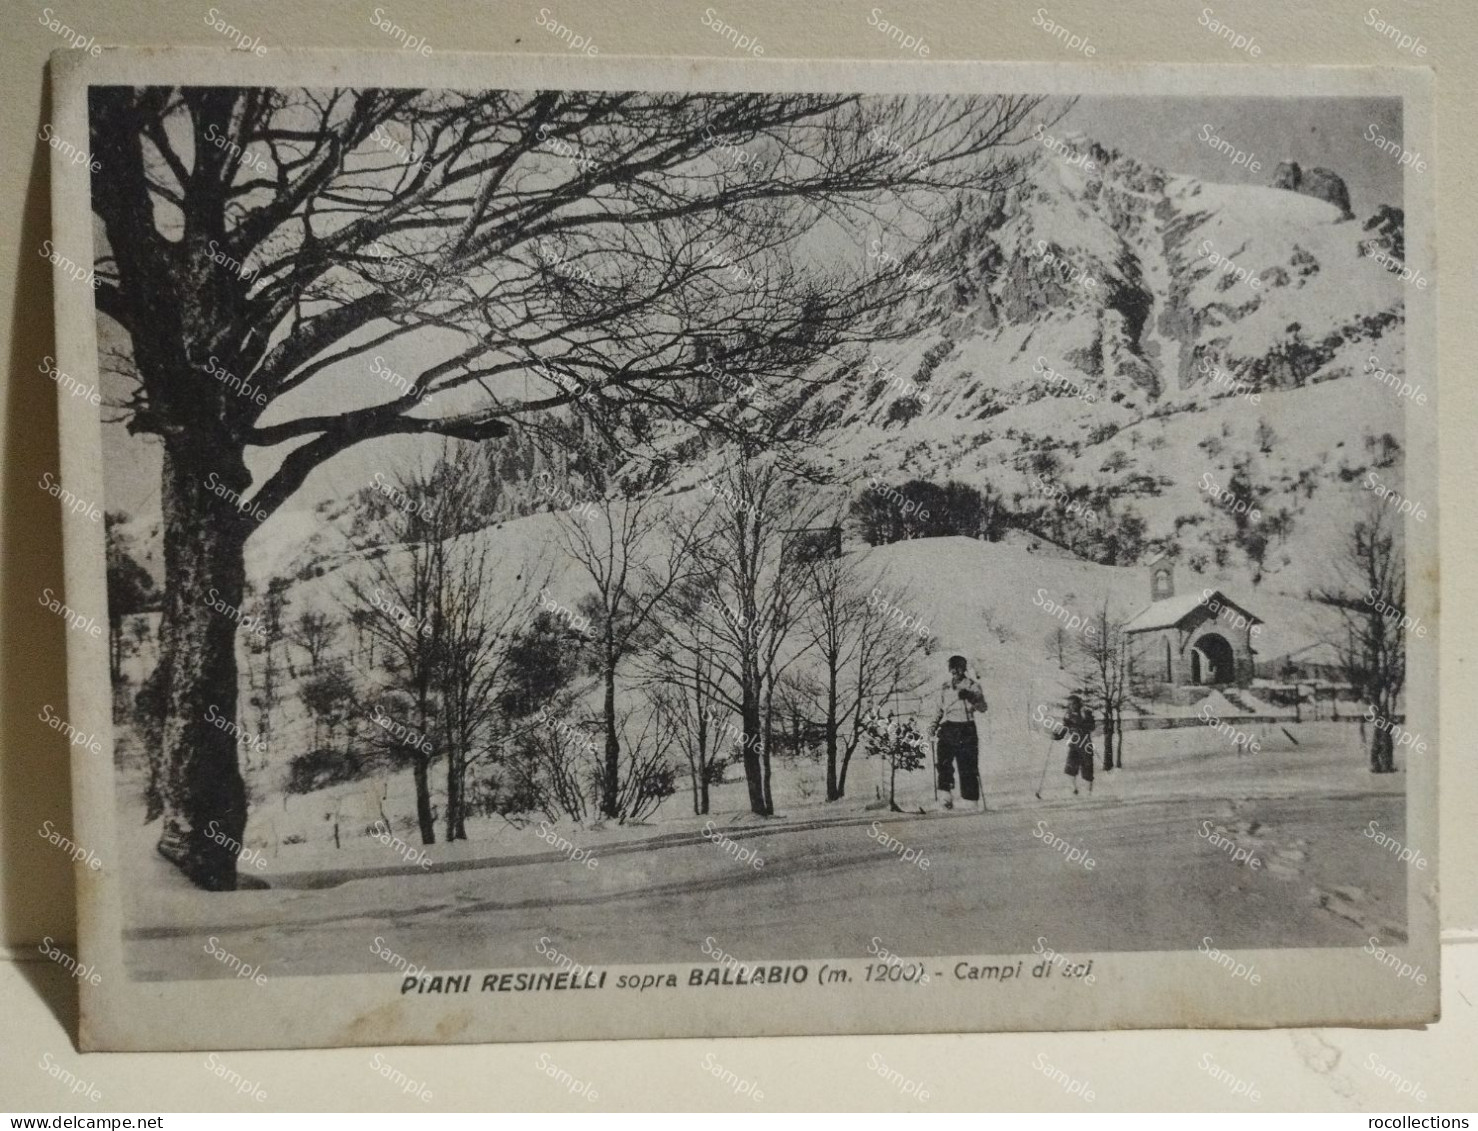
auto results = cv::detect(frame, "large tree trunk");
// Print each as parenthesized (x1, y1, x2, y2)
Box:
(1100, 711, 1115, 772)
(825, 665, 840, 801)
(600, 656, 620, 819)
(152, 444, 251, 891)
(1370, 700, 1397, 773)
(411, 752, 435, 844)
(740, 679, 767, 815)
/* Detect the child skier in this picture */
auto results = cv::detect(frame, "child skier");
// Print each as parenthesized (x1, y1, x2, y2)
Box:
(1052, 694, 1096, 796)
(930, 655, 988, 811)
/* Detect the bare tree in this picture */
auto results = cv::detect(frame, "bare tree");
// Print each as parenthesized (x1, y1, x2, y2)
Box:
(644, 596, 724, 815)
(673, 456, 826, 815)
(1072, 600, 1131, 771)
(1312, 504, 1407, 773)
(559, 491, 713, 819)
(89, 84, 1045, 886)
(800, 558, 931, 799)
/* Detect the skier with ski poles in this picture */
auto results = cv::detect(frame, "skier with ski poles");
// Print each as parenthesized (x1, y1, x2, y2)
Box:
(1051, 693, 1096, 796)
(929, 655, 988, 812)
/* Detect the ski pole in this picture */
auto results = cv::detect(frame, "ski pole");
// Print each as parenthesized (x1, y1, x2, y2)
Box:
(1034, 722, 1055, 800)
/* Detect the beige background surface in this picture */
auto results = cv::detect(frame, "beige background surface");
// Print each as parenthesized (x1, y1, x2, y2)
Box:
(1, 0, 1474, 1110)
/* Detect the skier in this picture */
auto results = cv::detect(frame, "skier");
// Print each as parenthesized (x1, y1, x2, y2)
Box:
(930, 654, 988, 812)
(1052, 693, 1096, 795)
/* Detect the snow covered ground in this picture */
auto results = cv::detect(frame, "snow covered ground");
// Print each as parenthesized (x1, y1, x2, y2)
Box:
(122, 718, 1408, 980)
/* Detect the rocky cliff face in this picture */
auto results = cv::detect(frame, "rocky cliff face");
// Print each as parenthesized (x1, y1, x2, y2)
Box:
(1270, 160, 1353, 219)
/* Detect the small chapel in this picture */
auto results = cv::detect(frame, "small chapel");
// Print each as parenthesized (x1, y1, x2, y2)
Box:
(1124, 555, 1262, 689)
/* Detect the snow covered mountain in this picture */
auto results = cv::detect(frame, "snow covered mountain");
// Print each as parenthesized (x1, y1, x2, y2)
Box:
(752, 131, 1410, 599)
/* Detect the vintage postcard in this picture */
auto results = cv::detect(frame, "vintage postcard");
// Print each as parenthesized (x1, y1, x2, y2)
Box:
(46, 47, 1436, 1050)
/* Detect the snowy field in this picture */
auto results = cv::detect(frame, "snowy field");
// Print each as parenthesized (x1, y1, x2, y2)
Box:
(122, 721, 1408, 980)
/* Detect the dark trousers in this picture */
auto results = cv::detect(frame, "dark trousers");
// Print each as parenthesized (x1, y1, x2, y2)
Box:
(936, 721, 981, 801)
(1064, 735, 1095, 782)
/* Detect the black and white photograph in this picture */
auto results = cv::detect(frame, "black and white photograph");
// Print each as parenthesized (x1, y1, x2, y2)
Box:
(45, 49, 1437, 1050)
